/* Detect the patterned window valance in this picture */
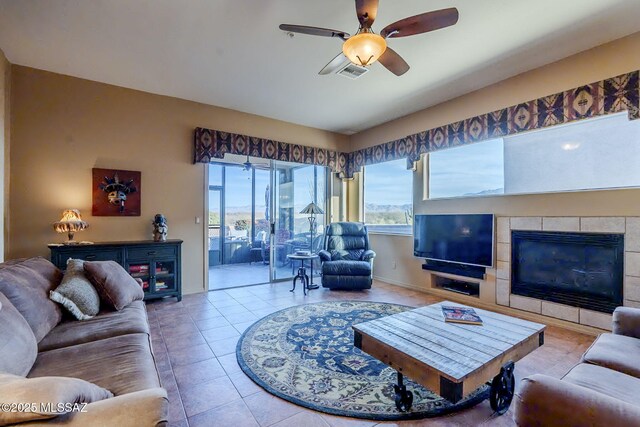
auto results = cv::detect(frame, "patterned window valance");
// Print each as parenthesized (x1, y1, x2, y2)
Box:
(194, 70, 639, 179)
(193, 128, 349, 175)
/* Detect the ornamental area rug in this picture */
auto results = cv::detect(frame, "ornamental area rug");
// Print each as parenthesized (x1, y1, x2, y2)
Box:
(236, 301, 489, 421)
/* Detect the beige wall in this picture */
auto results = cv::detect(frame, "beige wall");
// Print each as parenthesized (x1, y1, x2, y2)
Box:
(0, 48, 9, 262)
(353, 33, 640, 289)
(9, 66, 348, 294)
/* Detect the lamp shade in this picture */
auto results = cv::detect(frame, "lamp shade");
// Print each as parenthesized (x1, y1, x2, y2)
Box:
(300, 202, 324, 215)
(342, 31, 387, 66)
(53, 209, 89, 242)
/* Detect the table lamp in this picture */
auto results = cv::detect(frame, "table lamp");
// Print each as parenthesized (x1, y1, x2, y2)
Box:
(300, 202, 324, 252)
(53, 209, 89, 244)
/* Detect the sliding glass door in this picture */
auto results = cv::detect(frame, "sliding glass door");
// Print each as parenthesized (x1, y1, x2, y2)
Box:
(270, 161, 327, 282)
(207, 160, 328, 289)
(208, 188, 222, 266)
(208, 166, 223, 268)
(208, 163, 270, 290)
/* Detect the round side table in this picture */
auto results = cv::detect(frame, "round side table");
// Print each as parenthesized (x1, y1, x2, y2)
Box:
(286, 253, 320, 295)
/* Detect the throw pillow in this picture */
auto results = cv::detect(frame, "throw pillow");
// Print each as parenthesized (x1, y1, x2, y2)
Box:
(83, 261, 144, 311)
(50, 259, 100, 320)
(0, 373, 113, 426)
(0, 292, 37, 376)
(0, 257, 63, 342)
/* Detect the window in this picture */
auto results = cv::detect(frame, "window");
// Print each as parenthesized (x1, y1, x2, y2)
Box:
(363, 158, 413, 234)
(224, 167, 253, 242)
(208, 163, 264, 266)
(504, 113, 640, 194)
(292, 165, 326, 236)
(208, 162, 329, 267)
(428, 138, 504, 199)
(253, 169, 270, 242)
(427, 112, 640, 199)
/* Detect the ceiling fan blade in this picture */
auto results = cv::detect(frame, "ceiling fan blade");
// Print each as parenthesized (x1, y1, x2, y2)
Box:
(381, 8, 459, 38)
(279, 24, 349, 40)
(355, 0, 379, 28)
(319, 52, 349, 75)
(378, 47, 410, 76)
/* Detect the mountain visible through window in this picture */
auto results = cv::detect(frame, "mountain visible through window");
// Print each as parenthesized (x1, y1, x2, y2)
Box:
(364, 158, 413, 234)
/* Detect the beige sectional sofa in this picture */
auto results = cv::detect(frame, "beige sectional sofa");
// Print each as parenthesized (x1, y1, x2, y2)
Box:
(0, 257, 168, 426)
(514, 306, 640, 426)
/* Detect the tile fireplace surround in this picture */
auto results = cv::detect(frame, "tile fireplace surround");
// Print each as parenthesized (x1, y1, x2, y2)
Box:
(496, 216, 640, 331)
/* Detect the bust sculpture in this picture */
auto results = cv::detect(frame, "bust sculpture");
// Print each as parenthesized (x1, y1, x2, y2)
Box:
(152, 214, 168, 242)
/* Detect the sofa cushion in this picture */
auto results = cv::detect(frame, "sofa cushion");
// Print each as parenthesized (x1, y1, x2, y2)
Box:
(0, 292, 37, 376)
(582, 333, 640, 378)
(0, 372, 112, 426)
(0, 258, 29, 269)
(514, 374, 640, 427)
(84, 261, 144, 311)
(562, 363, 640, 407)
(613, 306, 640, 339)
(0, 257, 63, 342)
(29, 333, 161, 396)
(38, 300, 150, 352)
(322, 260, 372, 276)
(50, 259, 101, 320)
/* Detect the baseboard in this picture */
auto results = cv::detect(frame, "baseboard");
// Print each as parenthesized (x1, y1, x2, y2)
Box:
(374, 275, 604, 337)
(373, 275, 422, 291)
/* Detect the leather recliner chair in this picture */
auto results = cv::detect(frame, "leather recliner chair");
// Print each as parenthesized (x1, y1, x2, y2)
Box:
(318, 222, 376, 290)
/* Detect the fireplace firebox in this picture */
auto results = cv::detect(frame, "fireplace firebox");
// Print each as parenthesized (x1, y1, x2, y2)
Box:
(511, 231, 623, 313)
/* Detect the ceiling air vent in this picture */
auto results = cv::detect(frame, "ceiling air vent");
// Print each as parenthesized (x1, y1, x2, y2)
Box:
(336, 63, 369, 79)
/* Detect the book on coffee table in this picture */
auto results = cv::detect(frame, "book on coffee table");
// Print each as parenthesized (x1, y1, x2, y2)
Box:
(441, 305, 483, 325)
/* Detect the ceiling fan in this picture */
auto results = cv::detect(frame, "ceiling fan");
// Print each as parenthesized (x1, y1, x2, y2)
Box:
(242, 155, 252, 171)
(240, 155, 270, 172)
(279, 0, 459, 77)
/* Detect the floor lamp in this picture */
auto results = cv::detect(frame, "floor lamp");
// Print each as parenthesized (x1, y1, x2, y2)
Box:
(300, 202, 324, 253)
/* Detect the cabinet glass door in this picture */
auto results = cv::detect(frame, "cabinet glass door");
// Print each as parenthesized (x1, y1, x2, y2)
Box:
(128, 262, 151, 292)
(154, 260, 176, 293)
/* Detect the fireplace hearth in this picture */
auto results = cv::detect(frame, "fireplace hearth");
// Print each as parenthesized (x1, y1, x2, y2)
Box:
(511, 231, 624, 313)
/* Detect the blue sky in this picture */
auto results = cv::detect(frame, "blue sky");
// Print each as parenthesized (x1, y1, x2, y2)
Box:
(429, 138, 504, 198)
(209, 165, 268, 208)
(364, 158, 413, 206)
(211, 160, 415, 209)
(209, 164, 322, 210)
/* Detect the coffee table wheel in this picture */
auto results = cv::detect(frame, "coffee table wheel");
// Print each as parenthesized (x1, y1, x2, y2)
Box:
(394, 384, 413, 412)
(490, 361, 515, 415)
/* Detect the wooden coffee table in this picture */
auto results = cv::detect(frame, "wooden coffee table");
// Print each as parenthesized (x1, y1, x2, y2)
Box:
(352, 301, 545, 414)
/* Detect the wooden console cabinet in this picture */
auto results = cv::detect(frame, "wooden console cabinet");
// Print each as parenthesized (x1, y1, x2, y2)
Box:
(49, 240, 183, 301)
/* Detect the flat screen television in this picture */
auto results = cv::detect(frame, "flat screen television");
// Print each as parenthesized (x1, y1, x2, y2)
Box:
(413, 214, 494, 267)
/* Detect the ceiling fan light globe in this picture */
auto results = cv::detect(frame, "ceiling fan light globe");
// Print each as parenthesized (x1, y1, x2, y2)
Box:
(342, 32, 387, 66)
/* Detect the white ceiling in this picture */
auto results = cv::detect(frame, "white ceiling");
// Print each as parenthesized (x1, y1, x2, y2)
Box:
(1, 0, 640, 135)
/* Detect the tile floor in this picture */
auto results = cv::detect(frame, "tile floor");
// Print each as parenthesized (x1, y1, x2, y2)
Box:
(208, 263, 270, 290)
(146, 281, 595, 427)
